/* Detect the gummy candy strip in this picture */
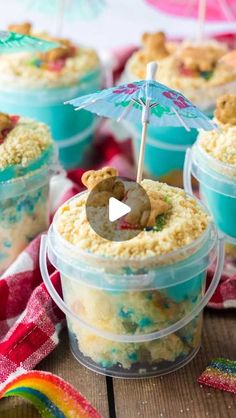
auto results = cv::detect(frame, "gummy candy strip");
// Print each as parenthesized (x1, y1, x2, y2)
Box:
(0, 370, 102, 418)
(198, 358, 236, 394)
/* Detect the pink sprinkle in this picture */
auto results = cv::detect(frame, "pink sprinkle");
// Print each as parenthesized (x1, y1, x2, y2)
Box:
(47, 59, 65, 72)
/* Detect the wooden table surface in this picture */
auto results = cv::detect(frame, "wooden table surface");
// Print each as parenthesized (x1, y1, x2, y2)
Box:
(0, 310, 235, 418)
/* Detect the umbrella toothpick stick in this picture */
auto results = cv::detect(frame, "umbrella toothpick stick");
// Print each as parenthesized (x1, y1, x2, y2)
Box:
(197, 0, 206, 42)
(57, 0, 66, 36)
(136, 119, 148, 183)
(67, 63, 215, 181)
(136, 61, 157, 183)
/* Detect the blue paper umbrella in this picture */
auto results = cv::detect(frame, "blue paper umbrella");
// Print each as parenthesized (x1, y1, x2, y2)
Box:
(0, 31, 58, 52)
(66, 62, 216, 182)
(22, 0, 106, 34)
(25, 0, 106, 19)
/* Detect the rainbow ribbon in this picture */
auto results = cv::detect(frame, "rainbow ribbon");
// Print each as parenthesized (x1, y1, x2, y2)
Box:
(0, 371, 102, 418)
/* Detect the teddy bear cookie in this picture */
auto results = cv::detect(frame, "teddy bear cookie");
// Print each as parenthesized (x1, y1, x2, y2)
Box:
(139, 32, 169, 63)
(0, 112, 14, 142)
(82, 167, 125, 207)
(8, 22, 76, 63)
(177, 44, 224, 73)
(214, 94, 236, 125)
(125, 189, 171, 227)
(8, 22, 32, 35)
(40, 38, 76, 63)
(82, 167, 171, 227)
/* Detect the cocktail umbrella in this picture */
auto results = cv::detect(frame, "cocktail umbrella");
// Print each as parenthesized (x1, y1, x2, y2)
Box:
(22, 0, 106, 35)
(145, 0, 236, 40)
(66, 61, 215, 183)
(0, 31, 58, 52)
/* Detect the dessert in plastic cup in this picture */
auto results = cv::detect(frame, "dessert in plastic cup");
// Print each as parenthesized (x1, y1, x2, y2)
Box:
(122, 33, 235, 186)
(128, 35, 236, 112)
(192, 94, 236, 240)
(47, 167, 219, 378)
(0, 22, 103, 168)
(0, 112, 57, 275)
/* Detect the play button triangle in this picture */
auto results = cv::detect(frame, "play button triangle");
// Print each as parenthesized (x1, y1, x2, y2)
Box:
(109, 197, 131, 222)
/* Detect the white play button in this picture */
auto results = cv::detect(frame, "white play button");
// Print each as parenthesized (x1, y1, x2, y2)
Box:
(85, 175, 151, 241)
(109, 197, 131, 222)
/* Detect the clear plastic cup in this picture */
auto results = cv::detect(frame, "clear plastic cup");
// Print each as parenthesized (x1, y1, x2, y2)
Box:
(0, 151, 60, 275)
(40, 193, 224, 378)
(0, 67, 103, 169)
(184, 144, 236, 240)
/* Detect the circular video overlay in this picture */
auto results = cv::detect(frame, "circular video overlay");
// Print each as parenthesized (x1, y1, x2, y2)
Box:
(85, 176, 151, 242)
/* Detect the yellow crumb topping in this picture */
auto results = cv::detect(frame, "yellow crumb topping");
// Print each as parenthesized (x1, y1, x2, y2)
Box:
(128, 41, 177, 80)
(56, 180, 209, 260)
(0, 117, 53, 168)
(129, 40, 230, 86)
(157, 55, 235, 90)
(0, 46, 100, 89)
(198, 120, 236, 167)
(127, 40, 236, 109)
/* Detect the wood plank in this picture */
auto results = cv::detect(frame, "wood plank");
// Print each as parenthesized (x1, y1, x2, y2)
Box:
(113, 310, 236, 418)
(0, 329, 109, 418)
(1, 311, 235, 418)
(0, 403, 39, 418)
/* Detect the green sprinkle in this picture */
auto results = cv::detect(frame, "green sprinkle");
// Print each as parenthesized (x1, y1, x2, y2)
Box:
(153, 214, 166, 232)
(163, 194, 171, 204)
(200, 71, 213, 80)
(122, 321, 138, 333)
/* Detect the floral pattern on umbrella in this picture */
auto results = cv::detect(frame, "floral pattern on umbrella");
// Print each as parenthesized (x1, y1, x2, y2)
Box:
(67, 79, 214, 130)
(66, 62, 216, 182)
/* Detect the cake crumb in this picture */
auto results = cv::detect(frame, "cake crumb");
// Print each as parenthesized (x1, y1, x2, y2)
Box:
(0, 117, 53, 169)
(56, 179, 209, 261)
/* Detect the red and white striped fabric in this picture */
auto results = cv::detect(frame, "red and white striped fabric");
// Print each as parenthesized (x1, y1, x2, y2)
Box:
(0, 129, 136, 388)
(0, 42, 236, 388)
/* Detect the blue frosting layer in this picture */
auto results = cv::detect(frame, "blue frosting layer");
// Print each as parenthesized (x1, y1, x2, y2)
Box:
(0, 145, 54, 182)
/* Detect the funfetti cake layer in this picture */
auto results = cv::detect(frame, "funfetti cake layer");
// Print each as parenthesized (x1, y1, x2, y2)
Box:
(0, 114, 54, 272)
(54, 168, 209, 374)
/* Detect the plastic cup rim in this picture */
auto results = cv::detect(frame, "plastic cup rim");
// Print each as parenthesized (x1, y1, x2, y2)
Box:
(194, 140, 236, 181)
(49, 190, 215, 277)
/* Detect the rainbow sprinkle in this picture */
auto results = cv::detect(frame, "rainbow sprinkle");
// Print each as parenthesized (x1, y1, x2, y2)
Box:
(198, 358, 236, 394)
(0, 371, 102, 418)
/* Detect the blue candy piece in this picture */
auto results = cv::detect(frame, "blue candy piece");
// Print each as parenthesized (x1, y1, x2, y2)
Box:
(138, 317, 153, 329)
(119, 307, 134, 319)
(128, 352, 138, 362)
